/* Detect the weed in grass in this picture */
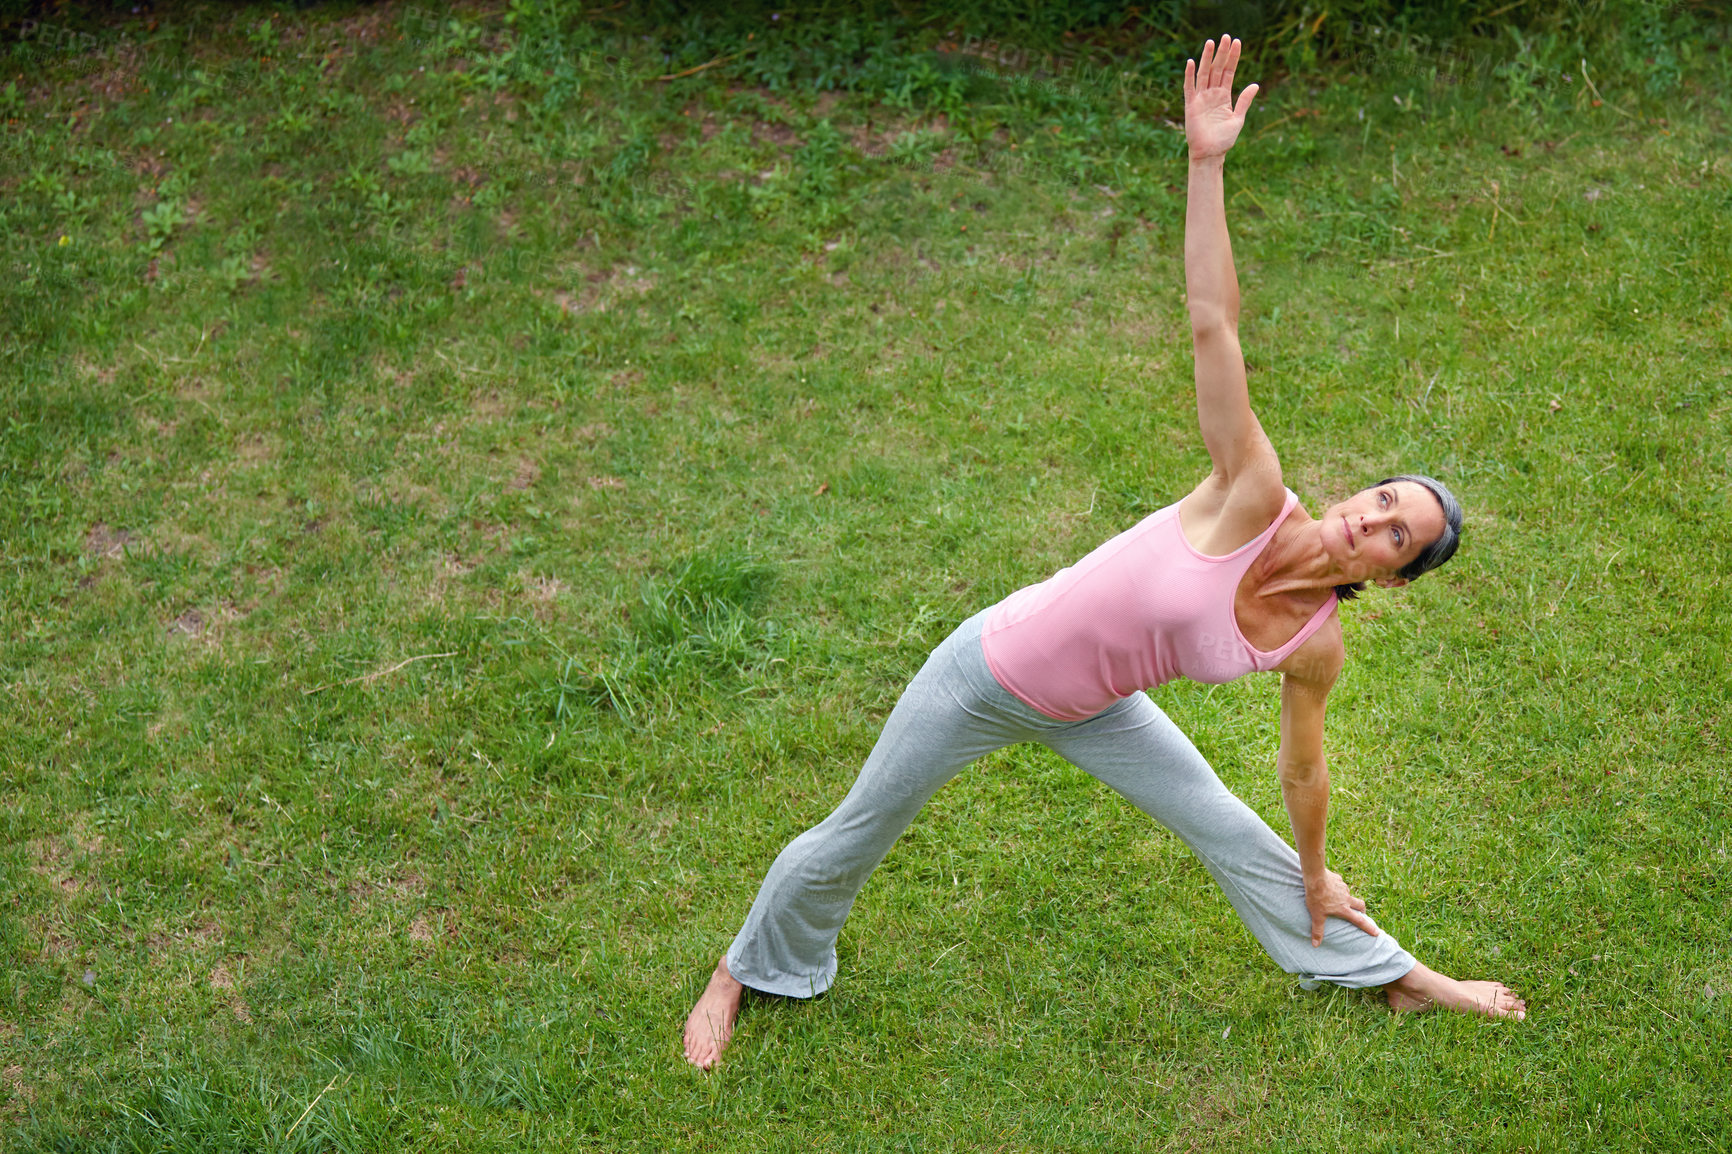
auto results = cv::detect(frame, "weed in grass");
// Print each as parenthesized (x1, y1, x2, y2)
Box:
(556, 553, 784, 722)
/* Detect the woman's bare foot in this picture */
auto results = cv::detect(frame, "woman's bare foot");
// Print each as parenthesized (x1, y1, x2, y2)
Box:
(683, 956, 745, 1070)
(1385, 961, 1527, 1020)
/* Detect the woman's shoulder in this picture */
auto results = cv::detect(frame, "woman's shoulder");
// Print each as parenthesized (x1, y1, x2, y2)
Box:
(1275, 607, 1345, 686)
(1177, 469, 1291, 556)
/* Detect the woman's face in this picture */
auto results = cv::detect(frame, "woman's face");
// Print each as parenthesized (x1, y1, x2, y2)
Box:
(1325, 481, 1447, 585)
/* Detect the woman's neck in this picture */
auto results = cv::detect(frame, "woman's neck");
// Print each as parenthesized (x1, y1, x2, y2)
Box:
(1250, 516, 1349, 601)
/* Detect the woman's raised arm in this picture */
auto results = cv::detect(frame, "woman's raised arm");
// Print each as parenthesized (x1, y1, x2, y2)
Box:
(1183, 38, 1269, 487)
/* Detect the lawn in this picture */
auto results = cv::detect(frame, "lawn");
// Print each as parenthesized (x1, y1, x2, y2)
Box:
(2, 2, 1729, 1150)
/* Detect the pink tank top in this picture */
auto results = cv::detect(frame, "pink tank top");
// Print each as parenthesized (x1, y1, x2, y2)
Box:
(980, 488, 1339, 720)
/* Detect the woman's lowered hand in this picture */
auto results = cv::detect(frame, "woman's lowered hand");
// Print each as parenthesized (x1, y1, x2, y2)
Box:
(1304, 868, 1380, 946)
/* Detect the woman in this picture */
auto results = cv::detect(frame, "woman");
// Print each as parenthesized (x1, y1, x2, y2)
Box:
(684, 36, 1525, 1071)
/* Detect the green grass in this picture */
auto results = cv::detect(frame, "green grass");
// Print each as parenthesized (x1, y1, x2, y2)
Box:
(2, 3, 1730, 1150)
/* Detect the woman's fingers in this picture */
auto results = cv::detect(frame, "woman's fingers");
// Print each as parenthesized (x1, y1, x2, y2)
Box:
(1344, 908, 1382, 937)
(1312, 907, 1381, 945)
(1192, 36, 1252, 104)
(1308, 871, 1379, 945)
(1233, 82, 1259, 120)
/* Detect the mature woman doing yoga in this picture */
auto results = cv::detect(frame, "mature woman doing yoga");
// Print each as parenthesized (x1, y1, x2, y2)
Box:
(685, 35, 1525, 1070)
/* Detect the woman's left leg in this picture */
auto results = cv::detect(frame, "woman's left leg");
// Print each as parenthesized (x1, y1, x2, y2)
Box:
(720, 610, 1040, 999)
(1039, 692, 1417, 988)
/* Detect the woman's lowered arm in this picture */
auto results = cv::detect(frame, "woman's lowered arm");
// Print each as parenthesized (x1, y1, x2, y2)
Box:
(1277, 638, 1380, 946)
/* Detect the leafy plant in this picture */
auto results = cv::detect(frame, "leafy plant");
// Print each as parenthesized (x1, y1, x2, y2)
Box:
(268, 106, 315, 135)
(214, 253, 253, 293)
(1631, 2, 1688, 94)
(366, 189, 409, 232)
(433, 16, 486, 57)
(795, 118, 847, 201)
(141, 199, 184, 252)
(243, 14, 280, 54)
(887, 126, 947, 169)
(22, 166, 66, 198)
(51, 187, 90, 229)
(887, 50, 979, 117)
(386, 148, 435, 176)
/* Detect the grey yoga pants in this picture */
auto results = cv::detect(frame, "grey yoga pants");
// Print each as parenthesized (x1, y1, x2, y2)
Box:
(725, 609, 1418, 998)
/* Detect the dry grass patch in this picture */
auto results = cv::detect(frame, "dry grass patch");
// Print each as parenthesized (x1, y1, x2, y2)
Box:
(209, 961, 254, 1022)
(83, 522, 136, 560)
(515, 572, 567, 621)
(407, 910, 461, 945)
(166, 600, 244, 641)
(145, 919, 224, 964)
(554, 264, 658, 315)
(348, 869, 429, 903)
(1, 1063, 35, 1113)
(233, 431, 280, 466)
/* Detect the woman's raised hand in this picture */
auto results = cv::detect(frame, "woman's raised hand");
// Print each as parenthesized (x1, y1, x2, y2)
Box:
(1184, 36, 1260, 161)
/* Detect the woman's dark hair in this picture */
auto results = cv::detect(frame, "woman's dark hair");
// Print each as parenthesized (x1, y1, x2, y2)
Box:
(1333, 474, 1464, 602)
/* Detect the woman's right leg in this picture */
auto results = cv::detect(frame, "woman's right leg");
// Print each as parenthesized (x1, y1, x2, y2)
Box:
(1040, 697, 1524, 1019)
(724, 611, 1032, 999)
(1038, 691, 1419, 989)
